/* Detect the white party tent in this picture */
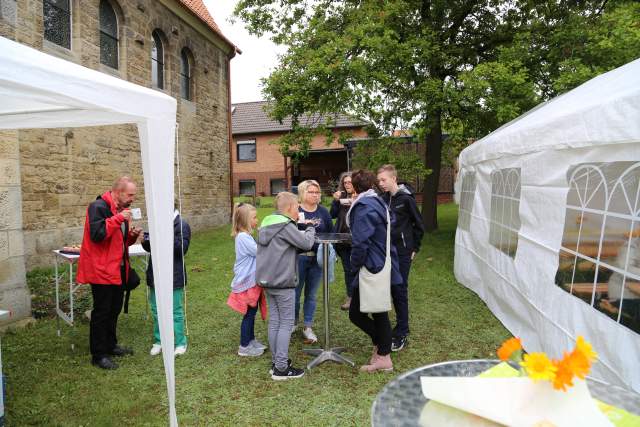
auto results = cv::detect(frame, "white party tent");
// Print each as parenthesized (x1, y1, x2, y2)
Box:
(455, 58, 640, 392)
(0, 36, 180, 425)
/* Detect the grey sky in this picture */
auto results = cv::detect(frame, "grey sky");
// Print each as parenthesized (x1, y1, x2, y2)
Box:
(204, 1, 282, 104)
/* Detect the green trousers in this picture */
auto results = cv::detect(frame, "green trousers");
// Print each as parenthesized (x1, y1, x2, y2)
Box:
(149, 287, 187, 347)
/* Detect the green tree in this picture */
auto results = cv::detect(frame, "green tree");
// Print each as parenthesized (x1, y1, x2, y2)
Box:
(234, 0, 639, 231)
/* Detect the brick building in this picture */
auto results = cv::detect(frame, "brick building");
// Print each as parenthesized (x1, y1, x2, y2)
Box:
(0, 0, 236, 323)
(231, 101, 368, 196)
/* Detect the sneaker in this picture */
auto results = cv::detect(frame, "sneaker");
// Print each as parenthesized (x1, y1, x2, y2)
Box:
(302, 327, 318, 344)
(149, 344, 162, 356)
(249, 339, 267, 351)
(340, 297, 351, 311)
(174, 345, 187, 356)
(238, 345, 264, 357)
(271, 365, 305, 381)
(391, 336, 408, 352)
(269, 358, 292, 375)
(360, 354, 393, 373)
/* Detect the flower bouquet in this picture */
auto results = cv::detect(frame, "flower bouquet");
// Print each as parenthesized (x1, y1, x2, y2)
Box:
(419, 337, 625, 427)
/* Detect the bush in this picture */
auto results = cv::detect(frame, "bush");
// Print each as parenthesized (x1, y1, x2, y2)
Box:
(27, 267, 92, 321)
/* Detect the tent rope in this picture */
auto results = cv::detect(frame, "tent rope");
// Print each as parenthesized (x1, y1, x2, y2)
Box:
(175, 122, 189, 338)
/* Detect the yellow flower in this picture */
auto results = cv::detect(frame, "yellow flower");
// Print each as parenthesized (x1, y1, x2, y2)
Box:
(574, 336, 597, 363)
(552, 354, 575, 391)
(520, 352, 557, 382)
(497, 337, 523, 362)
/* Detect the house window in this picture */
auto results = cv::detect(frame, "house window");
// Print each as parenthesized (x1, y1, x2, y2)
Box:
(237, 140, 256, 161)
(99, 0, 118, 69)
(239, 180, 256, 196)
(489, 168, 521, 257)
(43, 0, 71, 49)
(457, 171, 476, 231)
(151, 30, 164, 89)
(180, 48, 193, 100)
(556, 162, 640, 334)
(271, 179, 286, 195)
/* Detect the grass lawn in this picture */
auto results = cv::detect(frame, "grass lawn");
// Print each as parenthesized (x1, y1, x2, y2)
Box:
(3, 203, 510, 426)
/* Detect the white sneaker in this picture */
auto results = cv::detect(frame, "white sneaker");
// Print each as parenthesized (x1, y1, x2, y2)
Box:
(150, 344, 162, 356)
(174, 345, 187, 356)
(302, 327, 318, 343)
(238, 345, 264, 357)
(249, 339, 267, 351)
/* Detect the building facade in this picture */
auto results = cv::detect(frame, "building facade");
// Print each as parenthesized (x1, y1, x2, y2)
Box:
(0, 0, 236, 322)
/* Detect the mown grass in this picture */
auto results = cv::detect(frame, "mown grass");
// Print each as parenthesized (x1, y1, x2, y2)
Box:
(3, 203, 509, 426)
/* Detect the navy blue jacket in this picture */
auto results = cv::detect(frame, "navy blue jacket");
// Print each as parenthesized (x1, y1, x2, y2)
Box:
(349, 195, 402, 287)
(142, 214, 191, 289)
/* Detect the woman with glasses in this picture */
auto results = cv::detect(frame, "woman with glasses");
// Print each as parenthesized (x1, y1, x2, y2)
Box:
(331, 172, 358, 310)
(295, 180, 333, 343)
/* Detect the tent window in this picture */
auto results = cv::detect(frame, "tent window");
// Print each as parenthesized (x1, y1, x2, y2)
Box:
(180, 48, 193, 100)
(151, 30, 164, 89)
(556, 162, 640, 335)
(43, 0, 71, 49)
(457, 171, 476, 231)
(239, 180, 256, 196)
(99, 0, 118, 69)
(489, 168, 521, 257)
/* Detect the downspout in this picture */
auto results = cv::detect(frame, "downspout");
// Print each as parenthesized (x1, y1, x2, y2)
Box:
(226, 49, 238, 221)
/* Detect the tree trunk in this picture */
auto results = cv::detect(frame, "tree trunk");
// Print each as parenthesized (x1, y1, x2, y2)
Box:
(421, 111, 443, 232)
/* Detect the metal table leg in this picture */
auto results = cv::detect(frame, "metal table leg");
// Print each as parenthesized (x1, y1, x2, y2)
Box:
(304, 242, 354, 369)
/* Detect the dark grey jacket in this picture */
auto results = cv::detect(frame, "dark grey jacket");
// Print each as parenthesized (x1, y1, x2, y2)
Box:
(256, 212, 315, 289)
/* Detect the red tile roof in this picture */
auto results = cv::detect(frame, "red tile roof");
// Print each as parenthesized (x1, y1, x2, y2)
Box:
(176, 0, 240, 53)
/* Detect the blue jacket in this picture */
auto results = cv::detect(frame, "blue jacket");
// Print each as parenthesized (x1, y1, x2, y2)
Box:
(142, 214, 191, 289)
(349, 195, 402, 288)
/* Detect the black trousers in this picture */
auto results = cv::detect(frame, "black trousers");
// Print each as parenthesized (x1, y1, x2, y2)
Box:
(391, 252, 412, 337)
(90, 284, 125, 358)
(349, 286, 392, 355)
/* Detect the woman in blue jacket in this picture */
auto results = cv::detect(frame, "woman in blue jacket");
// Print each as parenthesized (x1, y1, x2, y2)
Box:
(347, 170, 402, 372)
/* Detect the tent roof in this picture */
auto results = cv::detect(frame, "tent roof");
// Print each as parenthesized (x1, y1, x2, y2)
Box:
(0, 36, 176, 129)
(460, 58, 640, 166)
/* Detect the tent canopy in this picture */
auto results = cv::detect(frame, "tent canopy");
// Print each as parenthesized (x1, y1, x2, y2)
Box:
(456, 58, 640, 392)
(0, 36, 179, 425)
(461, 58, 640, 165)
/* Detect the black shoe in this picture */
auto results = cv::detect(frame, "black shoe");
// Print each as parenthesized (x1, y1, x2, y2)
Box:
(271, 365, 305, 381)
(92, 356, 118, 370)
(391, 336, 408, 352)
(269, 359, 292, 375)
(110, 345, 134, 357)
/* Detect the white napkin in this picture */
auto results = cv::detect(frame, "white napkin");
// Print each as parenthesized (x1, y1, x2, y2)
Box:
(420, 377, 613, 427)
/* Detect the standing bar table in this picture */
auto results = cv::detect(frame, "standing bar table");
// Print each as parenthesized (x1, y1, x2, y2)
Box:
(304, 233, 355, 369)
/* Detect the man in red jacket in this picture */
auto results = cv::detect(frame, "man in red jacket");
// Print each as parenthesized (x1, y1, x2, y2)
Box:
(77, 176, 141, 369)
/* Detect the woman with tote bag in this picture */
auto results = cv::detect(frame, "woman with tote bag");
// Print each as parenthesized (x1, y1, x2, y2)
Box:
(346, 170, 402, 372)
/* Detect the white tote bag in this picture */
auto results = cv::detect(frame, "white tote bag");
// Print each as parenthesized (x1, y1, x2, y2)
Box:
(359, 208, 392, 313)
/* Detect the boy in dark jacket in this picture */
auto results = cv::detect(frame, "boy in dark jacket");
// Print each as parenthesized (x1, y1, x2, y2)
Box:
(257, 192, 315, 380)
(377, 164, 425, 352)
(142, 209, 191, 357)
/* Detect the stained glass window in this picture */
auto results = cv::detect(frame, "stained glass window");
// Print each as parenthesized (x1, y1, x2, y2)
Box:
(99, 0, 118, 69)
(43, 0, 71, 49)
(151, 30, 164, 89)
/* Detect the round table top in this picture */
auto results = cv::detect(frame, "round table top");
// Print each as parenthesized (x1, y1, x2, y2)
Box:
(315, 232, 352, 244)
(371, 359, 640, 426)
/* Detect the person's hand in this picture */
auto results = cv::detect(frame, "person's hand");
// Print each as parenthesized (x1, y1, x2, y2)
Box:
(130, 226, 142, 237)
(333, 191, 341, 200)
(121, 209, 132, 221)
(411, 251, 416, 260)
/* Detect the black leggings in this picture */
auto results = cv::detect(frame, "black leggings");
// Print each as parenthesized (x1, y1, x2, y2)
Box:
(348, 286, 392, 355)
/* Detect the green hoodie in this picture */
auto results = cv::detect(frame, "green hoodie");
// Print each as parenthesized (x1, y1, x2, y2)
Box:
(256, 212, 315, 289)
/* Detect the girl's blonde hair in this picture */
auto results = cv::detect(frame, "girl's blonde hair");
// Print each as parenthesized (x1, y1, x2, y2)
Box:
(298, 179, 321, 203)
(231, 202, 257, 237)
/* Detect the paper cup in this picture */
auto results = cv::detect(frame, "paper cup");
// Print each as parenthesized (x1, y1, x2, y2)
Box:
(131, 208, 142, 220)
